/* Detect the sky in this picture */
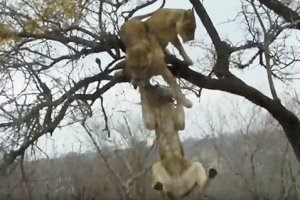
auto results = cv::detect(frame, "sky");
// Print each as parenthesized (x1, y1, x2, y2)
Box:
(2, 0, 300, 159)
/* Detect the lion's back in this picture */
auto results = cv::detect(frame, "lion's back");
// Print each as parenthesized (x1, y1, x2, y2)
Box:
(120, 18, 148, 47)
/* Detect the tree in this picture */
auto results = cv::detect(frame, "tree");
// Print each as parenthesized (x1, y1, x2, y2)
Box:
(1, 0, 300, 168)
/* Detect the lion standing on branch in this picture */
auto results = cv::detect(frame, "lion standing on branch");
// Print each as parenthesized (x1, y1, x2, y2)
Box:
(118, 3, 195, 109)
(139, 83, 217, 200)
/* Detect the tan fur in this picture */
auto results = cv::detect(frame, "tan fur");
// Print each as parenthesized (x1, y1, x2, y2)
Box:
(151, 161, 216, 200)
(118, 18, 193, 108)
(139, 83, 217, 199)
(139, 83, 188, 174)
(139, 83, 186, 131)
(133, 8, 197, 65)
(119, 18, 154, 81)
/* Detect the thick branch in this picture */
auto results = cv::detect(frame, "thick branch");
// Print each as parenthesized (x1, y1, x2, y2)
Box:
(123, 0, 165, 21)
(189, 0, 232, 78)
(258, 0, 300, 30)
(189, 0, 221, 48)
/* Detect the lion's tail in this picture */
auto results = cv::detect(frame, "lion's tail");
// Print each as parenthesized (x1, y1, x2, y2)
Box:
(131, 0, 165, 20)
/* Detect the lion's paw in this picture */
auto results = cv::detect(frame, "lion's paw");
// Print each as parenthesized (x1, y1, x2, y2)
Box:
(153, 181, 164, 191)
(208, 168, 218, 179)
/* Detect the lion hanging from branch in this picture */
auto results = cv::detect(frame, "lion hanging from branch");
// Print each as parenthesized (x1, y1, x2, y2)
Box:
(113, 68, 217, 199)
(139, 82, 217, 200)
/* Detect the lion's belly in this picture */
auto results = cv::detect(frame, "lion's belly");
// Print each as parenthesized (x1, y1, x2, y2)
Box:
(166, 181, 197, 199)
(144, 65, 160, 78)
(164, 170, 198, 199)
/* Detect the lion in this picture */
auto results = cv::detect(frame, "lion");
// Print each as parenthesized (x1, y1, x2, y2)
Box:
(139, 83, 217, 200)
(119, 17, 193, 108)
(133, 7, 197, 66)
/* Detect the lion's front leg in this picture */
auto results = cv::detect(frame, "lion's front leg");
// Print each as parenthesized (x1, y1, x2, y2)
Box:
(159, 67, 193, 109)
(188, 162, 217, 199)
(151, 161, 171, 192)
(171, 37, 193, 66)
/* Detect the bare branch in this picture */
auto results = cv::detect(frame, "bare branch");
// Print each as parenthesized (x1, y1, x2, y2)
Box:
(123, 0, 166, 21)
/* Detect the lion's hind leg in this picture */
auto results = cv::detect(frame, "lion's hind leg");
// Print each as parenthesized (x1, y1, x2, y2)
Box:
(173, 104, 185, 130)
(159, 66, 193, 109)
(151, 161, 171, 192)
(188, 162, 217, 198)
(140, 87, 156, 130)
